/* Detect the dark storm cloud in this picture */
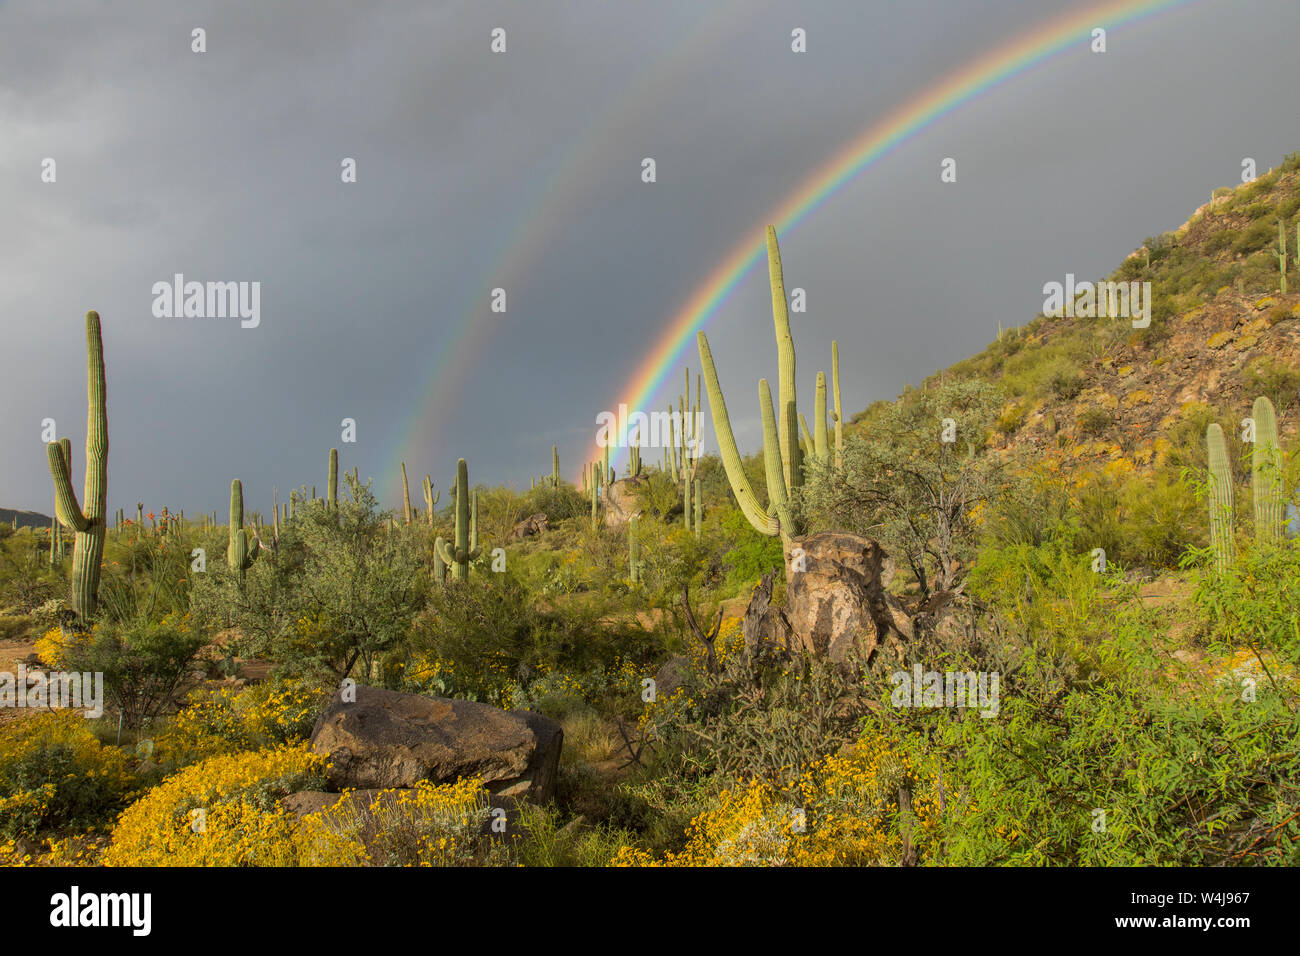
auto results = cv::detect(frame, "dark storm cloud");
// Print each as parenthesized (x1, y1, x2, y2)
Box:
(1, 0, 1296, 514)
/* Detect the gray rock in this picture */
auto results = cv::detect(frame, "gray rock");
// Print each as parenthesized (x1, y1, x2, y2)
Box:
(310, 685, 563, 803)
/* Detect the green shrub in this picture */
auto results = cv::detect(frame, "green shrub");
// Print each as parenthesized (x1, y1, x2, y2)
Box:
(61, 619, 206, 729)
(0, 712, 136, 838)
(1076, 407, 1112, 438)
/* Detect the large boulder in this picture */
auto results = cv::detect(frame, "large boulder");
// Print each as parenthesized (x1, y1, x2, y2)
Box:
(310, 686, 563, 803)
(507, 512, 549, 541)
(603, 475, 647, 528)
(752, 532, 912, 665)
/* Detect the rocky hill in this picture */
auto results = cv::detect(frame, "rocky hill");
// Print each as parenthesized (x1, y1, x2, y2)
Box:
(0, 508, 54, 530)
(862, 154, 1300, 480)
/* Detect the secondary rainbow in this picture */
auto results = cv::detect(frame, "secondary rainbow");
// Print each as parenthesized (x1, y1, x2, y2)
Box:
(587, 0, 1199, 477)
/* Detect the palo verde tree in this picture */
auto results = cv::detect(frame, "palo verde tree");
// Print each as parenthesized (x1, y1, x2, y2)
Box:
(803, 377, 1004, 598)
(189, 472, 427, 681)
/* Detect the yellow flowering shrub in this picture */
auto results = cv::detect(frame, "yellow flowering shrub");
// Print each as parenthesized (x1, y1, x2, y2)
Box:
(319, 778, 496, 867)
(101, 744, 351, 866)
(613, 730, 941, 866)
(0, 711, 136, 838)
(152, 678, 329, 768)
(33, 626, 94, 668)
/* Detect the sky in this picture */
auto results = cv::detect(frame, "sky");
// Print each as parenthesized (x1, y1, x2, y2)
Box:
(2, 0, 1298, 517)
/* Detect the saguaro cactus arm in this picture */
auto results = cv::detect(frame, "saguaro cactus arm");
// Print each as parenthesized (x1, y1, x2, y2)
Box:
(48, 443, 91, 533)
(814, 371, 829, 462)
(766, 226, 801, 490)
(697, 331, 778, 535)
(759, 379, 795, 540)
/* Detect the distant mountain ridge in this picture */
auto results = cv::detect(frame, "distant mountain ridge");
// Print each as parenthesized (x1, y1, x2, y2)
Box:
(0, 508, 54, 530)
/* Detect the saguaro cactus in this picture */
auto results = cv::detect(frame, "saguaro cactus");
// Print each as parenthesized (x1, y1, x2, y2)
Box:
(814, 371, 829, 463)
(328, 448, 339, 510)
(694, 478, 702, 537)
(46, 311, 109, 620)
(400, 462, 413, 526)
(629, 515, 641, 583)
(1277, 220, 1289, 295)
(552, 445, 561, 488)
(422, 475, 439, 527)
(1206, 423, 1236, 573)
(683, 471, 693, 531)
(227, 479, 260, 581)
(832, 341, 844, 468)
(1251, 396, 1285, 546)
(697, 227, 803, 545)
(434, 458, 480, 581)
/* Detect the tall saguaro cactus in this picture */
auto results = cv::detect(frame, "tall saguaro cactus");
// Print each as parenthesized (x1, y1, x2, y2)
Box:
(629, 515, 641, 583)
(400, 462, 413, 526)
(434, 458, 480, 581)
(831, 340, 843, 469)
(1206, 423, 1236, 573)
(328, 448, 339, 511)
(552, 445, 561, 488)
(697, 227, 803, 545)
(46, 311, 109, 620)
(227, 479, 260, 582)
(1277, 220, 1289, 295)
(1251, 396, 1285, 546)
(422, 475, 439, 527)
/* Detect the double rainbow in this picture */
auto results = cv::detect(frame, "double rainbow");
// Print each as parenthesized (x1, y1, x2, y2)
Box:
(583, 0, 1197, 477)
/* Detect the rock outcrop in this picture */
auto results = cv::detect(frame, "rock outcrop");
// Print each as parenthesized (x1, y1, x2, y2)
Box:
(744, 532, 912, 666)
(310, 685, 563, 803)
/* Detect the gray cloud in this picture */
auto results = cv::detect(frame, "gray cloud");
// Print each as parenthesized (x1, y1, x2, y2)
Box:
(1, 0, 1295, 516)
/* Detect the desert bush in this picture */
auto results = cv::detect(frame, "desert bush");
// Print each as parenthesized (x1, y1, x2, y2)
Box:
(615, 729, 939, 866)
(909, 613, 1300, 865)
(804, 377, 1005, 596)
(1191, 538, 1300, 661)
(647, 639, 874, 796)
(0, 711, 136, 838)
(318, 778, 500, 867)
(1076, 407, 1112, 438)
(101, 744, 343, 866)
(59, 618, 205, 729)
(152, 678, 330, 769)
(190, 474, 427, 681)
(1243, 356, 1300, 416)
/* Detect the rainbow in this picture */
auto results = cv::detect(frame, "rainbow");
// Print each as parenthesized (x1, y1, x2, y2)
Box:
(585, 0, 1199, 477)
(382, 3, 747, 494)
